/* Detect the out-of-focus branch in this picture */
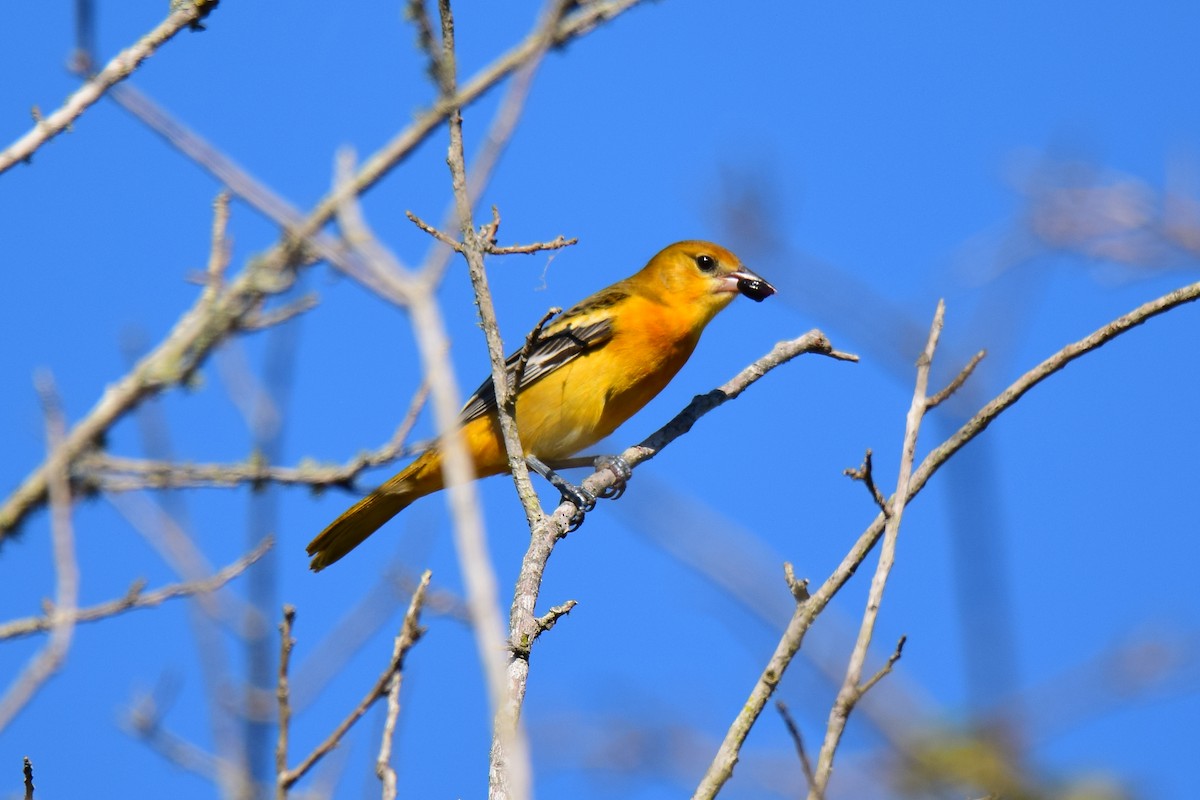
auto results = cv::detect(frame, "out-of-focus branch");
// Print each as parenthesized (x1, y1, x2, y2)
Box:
(0, 197, 311, 543)
(0, 1, 219, 174)
(693, 277, 1200, 798)
(0, 374, 79, 732)
(775, 701, 817, 796)
(75, 382, 428, 494)
(278, 571, 430, 793)
(0, 537, 272, 641)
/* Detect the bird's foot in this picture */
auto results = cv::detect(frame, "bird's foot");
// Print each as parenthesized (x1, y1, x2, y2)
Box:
(593, 455, 631, 500)
(526, 455, 597, 529)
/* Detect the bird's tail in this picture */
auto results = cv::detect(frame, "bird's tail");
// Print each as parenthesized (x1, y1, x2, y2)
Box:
(306, 448, 444, 571)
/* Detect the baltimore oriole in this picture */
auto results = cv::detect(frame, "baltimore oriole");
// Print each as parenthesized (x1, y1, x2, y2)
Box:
(307, 240, 775, 570)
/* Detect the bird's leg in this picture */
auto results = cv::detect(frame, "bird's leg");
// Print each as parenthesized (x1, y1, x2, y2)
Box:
(592, 455, 631, 500)
(526, 454, 596, 517)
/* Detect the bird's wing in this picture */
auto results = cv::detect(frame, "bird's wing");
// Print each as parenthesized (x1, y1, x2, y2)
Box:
(457, 291, 623, 425)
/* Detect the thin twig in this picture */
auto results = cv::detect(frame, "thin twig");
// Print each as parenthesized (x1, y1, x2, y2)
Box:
(858, 636, 907, 697)
(376, 669, 403, 800)
(775, 701, 818, 798)
(927, 349, 987, 409)
(406, 210, 463, 252)
(0, 537, 272, 641)
(532, 600, 577, 643)
(275, 606, 296, 800)
(279, 571, 431, 791)
(406, 210, 576, 258)
(23, 756, 34, 800)
(487, 234, 577, 256)
(0, 1, 220, 174)
(843, 449, 889, 517)
(75, 379, 428, 495)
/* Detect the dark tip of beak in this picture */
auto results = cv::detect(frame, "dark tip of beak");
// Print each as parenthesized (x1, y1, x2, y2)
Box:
(736, 274, 777, 302)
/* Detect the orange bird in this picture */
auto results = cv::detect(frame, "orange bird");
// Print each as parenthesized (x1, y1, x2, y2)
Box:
(307, 240, 775, 570)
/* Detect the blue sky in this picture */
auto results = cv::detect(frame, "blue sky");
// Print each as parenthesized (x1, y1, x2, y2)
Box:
(2, 2, 1198, 798)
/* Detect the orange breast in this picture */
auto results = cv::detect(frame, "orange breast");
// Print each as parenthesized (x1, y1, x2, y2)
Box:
(513, 295, 700, 460)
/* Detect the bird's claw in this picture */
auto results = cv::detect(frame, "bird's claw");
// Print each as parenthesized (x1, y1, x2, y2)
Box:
(561, 482, 596, 513)
(562, 483, 595, 532)
(593, 455, 631, 500)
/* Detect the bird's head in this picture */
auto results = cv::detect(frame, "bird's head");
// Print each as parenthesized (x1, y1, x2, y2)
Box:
(639, 240, 776, 323)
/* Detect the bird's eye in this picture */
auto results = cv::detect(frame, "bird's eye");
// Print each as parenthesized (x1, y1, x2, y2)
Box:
(695, 254, 717, 273)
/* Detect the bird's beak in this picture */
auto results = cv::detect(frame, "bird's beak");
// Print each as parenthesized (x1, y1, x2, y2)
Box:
(726, 268, 777, 302)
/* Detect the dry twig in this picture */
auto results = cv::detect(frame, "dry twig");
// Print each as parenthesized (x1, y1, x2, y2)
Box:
(277, 571, 431, 792)
(0, 537, 272, 641)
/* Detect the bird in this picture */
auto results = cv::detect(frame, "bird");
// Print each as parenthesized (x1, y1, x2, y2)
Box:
(306, 240, 775, 570)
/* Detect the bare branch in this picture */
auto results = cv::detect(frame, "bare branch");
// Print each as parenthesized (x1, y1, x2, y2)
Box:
(406, 210, 464, 252)
(927, 349, 987, 410)
(843, 449, 889, 517)
(376, 669, 403, 800)
(275, 606, 296, 800)
(858, 635, 907, 697)
(279, 571, 431, 791)
(532, 600, 577, 644)
(0, 537, 272, 641)
(23, 756, 34, 800)
(488, 235, 578, 256)
(406, 208, 576, 258)
(0, 1, 220, 174)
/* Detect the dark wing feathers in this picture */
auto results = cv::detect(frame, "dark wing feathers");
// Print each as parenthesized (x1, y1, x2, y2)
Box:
(457, 316, 615, 425)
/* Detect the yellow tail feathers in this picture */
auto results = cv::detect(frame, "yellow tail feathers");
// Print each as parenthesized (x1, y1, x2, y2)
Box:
(306, 450, 442, 571)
